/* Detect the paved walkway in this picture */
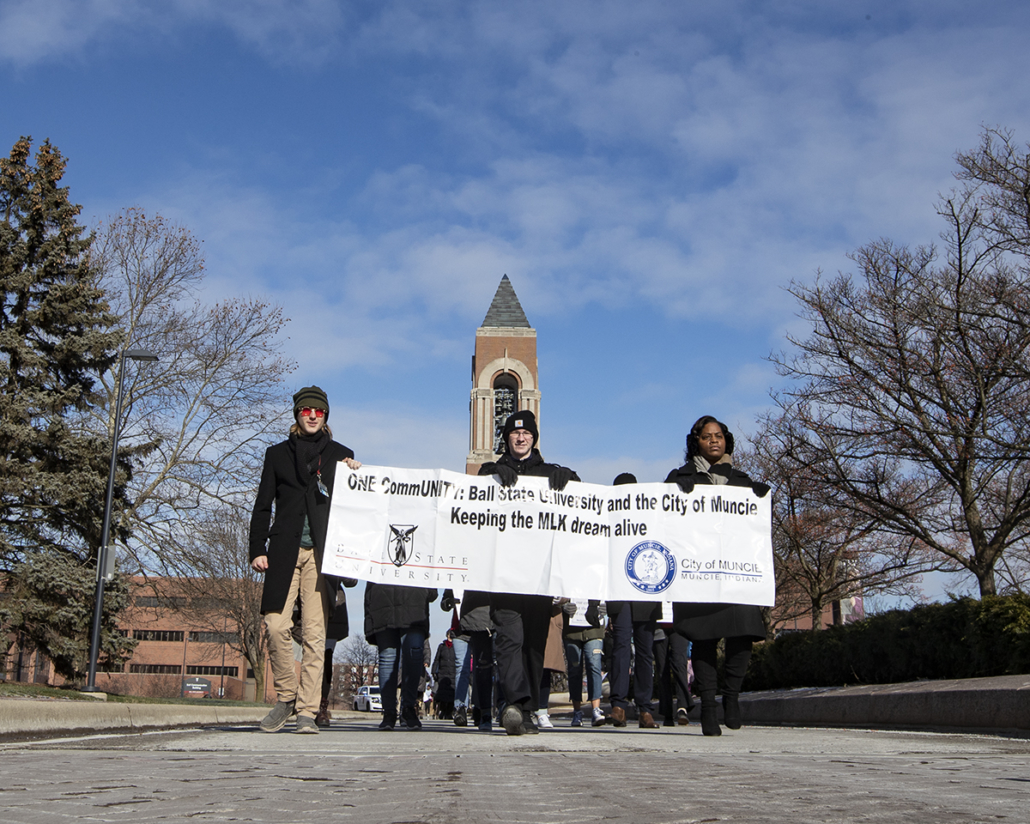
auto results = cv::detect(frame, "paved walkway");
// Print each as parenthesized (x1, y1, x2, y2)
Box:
(2, 675, 1028, 822)
(2, 716, 1029, 822)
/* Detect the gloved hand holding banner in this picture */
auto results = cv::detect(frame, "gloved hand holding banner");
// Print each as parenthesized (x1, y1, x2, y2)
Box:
(322, 465, 774, 606)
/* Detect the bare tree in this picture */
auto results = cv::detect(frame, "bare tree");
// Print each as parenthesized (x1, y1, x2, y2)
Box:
(336, 634, 378, 706)
(772, 127, 1030, 597)
(84, 208, 294, 571)
(745, 416, 939, 630)
(156, 506, 268, 702)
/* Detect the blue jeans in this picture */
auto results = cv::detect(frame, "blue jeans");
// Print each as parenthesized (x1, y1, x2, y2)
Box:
(376, 627, 425, 720)
(565, 637, 604, 703)
(452, 636, 472, 707)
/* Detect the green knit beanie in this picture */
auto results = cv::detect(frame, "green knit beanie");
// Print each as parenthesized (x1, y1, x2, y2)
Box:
(292, 385, 330, 418)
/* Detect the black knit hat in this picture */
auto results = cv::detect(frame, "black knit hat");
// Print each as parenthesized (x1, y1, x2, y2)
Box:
(293, 385, 330, 418)
(501, 409, 539, 451)
(613, 473, 637, 486)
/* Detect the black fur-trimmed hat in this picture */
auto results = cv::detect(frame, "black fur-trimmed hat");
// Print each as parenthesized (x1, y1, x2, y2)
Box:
(501, 409, 539, 450)
(293, 385, 330, 418)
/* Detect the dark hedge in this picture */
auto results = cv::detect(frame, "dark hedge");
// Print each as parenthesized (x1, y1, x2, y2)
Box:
(746, 594, 1030, 690)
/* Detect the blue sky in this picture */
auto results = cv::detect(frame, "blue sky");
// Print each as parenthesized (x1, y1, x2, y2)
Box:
(5, 1, 1030, 619)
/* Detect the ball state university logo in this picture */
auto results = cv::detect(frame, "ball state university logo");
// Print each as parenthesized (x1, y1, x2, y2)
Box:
(388, 524, 418, 567)
(624, 540, 676, 594)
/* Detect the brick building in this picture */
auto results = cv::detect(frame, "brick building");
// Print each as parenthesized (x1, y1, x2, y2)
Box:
(3, 577, 267, 700)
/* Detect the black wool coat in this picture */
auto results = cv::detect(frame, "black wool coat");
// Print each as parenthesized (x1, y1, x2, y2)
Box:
(363, 582, 437, 645)
(431, 639, 457, 703)
(664, 461, 767, 642)
(249, 434, 354, 615)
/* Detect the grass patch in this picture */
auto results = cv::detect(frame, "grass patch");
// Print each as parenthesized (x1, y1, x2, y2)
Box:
(0, 680, 260, 706)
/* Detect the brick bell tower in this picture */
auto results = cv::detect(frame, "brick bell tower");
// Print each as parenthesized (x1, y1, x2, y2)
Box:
(466, 275, 540, 474)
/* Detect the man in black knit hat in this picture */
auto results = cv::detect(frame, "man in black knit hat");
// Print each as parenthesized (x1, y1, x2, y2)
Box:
(250, 386, 361, 733)
(477, 409, 579, 735)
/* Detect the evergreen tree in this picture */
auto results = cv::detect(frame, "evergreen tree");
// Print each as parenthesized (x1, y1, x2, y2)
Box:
(0, 552, 135, 680)
(1, 136, 127, 678)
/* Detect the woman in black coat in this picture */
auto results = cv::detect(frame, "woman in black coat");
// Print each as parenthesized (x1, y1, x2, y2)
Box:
(364, 583, 438, 730)
(249, 386, 360, 733)
(665, 415, 770, 736)
(431, 632, 457, 718)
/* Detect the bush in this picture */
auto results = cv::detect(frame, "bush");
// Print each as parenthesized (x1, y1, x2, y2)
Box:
(747, 594, 1030, 690)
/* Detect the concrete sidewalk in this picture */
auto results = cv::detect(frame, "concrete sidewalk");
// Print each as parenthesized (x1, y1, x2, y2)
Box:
(2, 672, 1028, 739)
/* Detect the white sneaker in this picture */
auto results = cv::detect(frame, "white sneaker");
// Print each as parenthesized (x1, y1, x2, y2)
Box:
(534, 709, 554, 729)
(591, 707, 606, 727)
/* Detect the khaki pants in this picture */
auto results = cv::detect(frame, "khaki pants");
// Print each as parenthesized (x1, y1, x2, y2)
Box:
(264, 547, 330, 718)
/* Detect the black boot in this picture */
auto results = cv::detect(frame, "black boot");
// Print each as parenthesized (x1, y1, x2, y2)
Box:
(692, 640, 722, 736)
(700, 702, 722, 736)
(722, 637, 753, 732)
(723, 693, 741, 730)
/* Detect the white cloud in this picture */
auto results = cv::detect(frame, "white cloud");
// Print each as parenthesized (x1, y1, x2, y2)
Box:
(0, 0, 135, 64)
(0, 0, 344, 66)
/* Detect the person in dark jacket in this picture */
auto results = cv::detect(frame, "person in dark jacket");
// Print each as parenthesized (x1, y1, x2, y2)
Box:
(443, 588, 496, 730)
(605, 472, 662, 729)
(477, 409, 579, 736)
(249, 386, 360, 734)
(364, 582, 438, 730)
(431, 632, 457, 718)
(652, 621, 694, 726)
(665, 415, 770, 736)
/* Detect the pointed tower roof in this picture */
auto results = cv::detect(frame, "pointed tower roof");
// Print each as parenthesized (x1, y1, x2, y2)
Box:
(482, 275, 531, 328)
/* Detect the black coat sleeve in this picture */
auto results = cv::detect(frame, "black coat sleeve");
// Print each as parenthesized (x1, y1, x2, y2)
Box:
(249, 446, 277, 562)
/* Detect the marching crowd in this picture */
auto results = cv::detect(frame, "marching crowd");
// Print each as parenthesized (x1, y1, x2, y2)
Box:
(249, 386, 770, 738)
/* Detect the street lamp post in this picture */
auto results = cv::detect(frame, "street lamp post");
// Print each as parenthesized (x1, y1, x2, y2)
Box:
(219, 613, 228, 698)
(83, 347, 159, 692)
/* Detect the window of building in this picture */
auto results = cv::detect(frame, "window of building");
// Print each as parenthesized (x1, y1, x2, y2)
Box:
(189, 631, 239, 644)
(133, 629, 185, 642)
(186, 666, 238, 677)
(129, 664, 182, 674)
(492, 375, 519, 453)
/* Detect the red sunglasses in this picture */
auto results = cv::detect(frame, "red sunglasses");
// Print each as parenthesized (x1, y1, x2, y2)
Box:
(299, 407, 326, 418)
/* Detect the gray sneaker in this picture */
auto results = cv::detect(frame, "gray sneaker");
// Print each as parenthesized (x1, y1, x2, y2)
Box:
(501, 704, 525, 736)
(259, 700, 296, 732)
(295, 715, 319, 734)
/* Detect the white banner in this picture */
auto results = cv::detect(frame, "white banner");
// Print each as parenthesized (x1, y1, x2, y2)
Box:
(322, 465, 774, 606)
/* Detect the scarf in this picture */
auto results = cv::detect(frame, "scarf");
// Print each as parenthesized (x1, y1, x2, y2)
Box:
(693, 453, 733, 485)
(290, 429, 331, 488)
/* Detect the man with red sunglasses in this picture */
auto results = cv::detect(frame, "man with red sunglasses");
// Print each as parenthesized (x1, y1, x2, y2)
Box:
(250, 386, 361, 733)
